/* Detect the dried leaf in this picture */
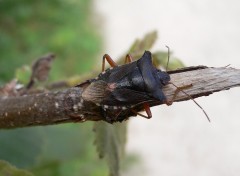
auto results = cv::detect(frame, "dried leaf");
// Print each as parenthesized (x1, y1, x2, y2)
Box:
(0, 79, 18, 97)
(26, 53, 55, 89)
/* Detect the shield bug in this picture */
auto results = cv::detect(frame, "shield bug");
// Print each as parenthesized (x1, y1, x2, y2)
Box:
(80, 50, 210, 123)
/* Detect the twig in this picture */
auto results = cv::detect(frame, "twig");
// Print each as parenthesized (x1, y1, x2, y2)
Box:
(0, 66, 240, 129)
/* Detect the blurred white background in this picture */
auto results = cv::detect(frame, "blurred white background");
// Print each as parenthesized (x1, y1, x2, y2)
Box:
(95, 0, 240, 175)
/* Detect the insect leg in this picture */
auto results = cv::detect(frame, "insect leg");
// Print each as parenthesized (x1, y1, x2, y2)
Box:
(105, 112, 121, 123)
(169, 82, 210, 122)
(143, 103, 152, 118)
(131, 103, 152, 119)
(125, 54, 133, 63)
(170, 84, 193, 103)
(102, 54, 118, 71)
(131, 109, 149, 119)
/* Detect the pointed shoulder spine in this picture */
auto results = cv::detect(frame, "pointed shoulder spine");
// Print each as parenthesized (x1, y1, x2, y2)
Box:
(137, 50, 153, 68)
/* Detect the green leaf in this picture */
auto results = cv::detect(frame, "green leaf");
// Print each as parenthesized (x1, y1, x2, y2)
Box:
(15, 65, 31, 84)
(31, 124, 108, 176)
(93, 122, 127, 176)
(118, 31, 158, 65)
(153, 51, 185, 70)
(0, 160, 34, 176)
(129, 31, 157, 54)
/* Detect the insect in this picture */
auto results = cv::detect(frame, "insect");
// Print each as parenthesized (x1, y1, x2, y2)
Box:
(81, 50, 210, 123)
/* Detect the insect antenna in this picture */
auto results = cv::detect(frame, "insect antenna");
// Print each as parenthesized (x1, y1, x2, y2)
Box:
(165, 45, 210, 122)
(169, 82, 211, 122)
(165, 45, 170, 71)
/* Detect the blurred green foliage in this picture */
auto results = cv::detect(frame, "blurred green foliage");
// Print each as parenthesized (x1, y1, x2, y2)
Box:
(0, 160, 34, 176)
(0, 0, 101, 84)
(0, 0, 107, 175)
(0, 124, 108, 176)
(94, 122, 127, 176)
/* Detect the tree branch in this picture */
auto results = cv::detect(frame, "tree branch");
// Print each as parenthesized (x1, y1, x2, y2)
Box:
(165, 66, 240, 100)
(0, 66, 240, 129)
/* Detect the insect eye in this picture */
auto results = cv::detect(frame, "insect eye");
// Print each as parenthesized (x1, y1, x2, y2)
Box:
(157, 71, 170, 85)
(161, 79, 168, 85)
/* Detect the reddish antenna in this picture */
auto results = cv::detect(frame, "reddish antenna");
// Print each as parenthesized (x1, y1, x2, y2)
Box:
(166, 46, 210, 122)
(170, 82, 210, 122)
(165, 45, 170, 71)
